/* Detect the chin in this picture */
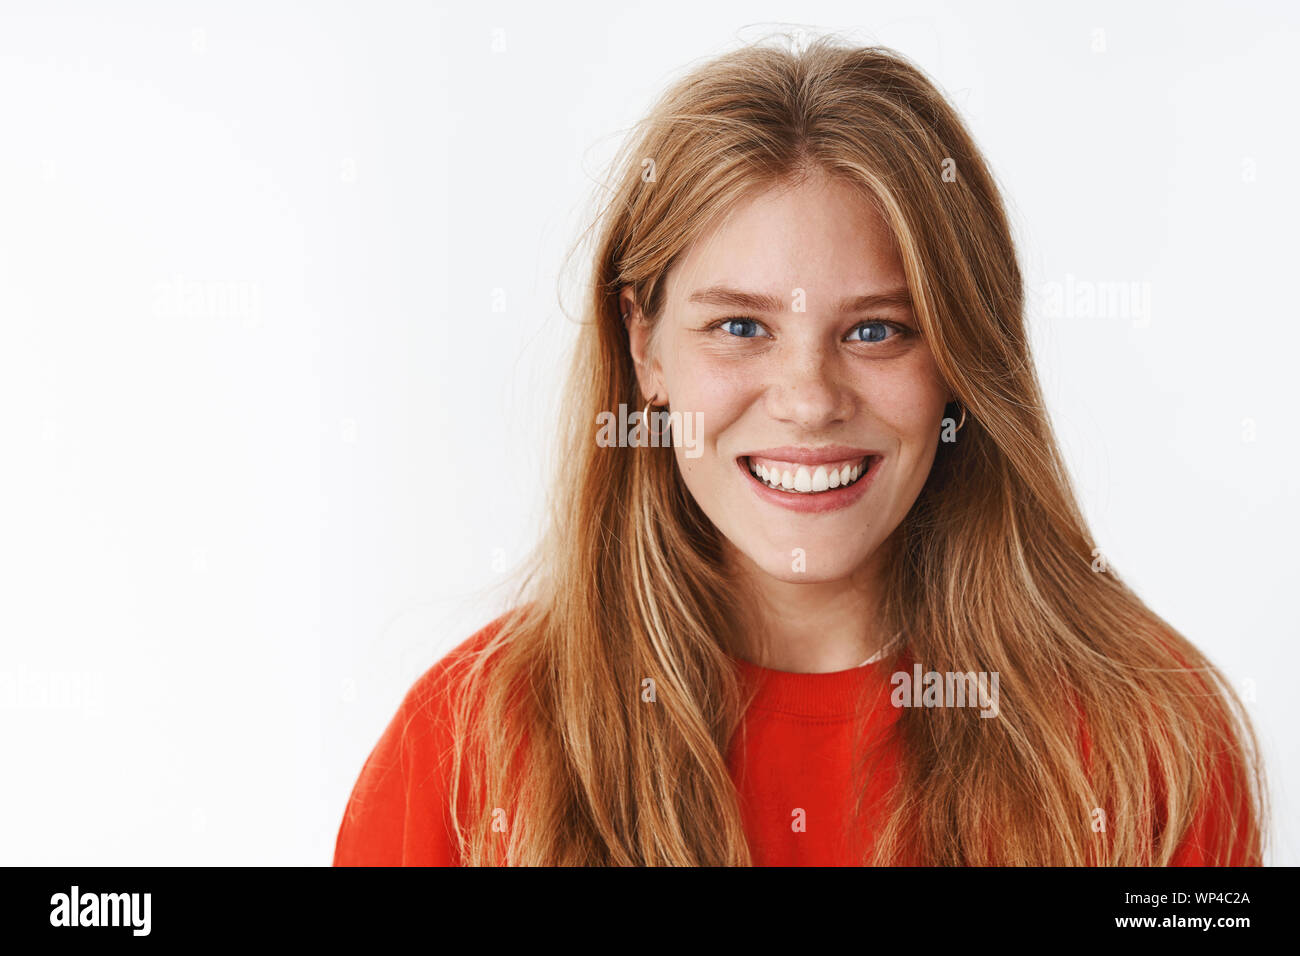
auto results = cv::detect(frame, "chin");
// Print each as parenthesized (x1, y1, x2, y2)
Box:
(743, 547, 863, 584)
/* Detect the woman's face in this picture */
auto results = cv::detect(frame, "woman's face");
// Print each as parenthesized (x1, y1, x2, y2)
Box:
(623, 170, 952, 586)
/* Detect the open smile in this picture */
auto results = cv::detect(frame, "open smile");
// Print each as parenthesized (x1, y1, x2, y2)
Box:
(734, 451, 882, 514)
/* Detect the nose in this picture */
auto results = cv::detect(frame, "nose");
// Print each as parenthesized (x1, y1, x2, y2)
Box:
(763, 347, 854, 429)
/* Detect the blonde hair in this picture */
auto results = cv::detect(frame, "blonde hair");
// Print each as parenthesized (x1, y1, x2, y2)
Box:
(446, 33, 1267, 865)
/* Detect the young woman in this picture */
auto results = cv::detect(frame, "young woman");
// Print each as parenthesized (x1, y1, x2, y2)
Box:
(334, 36, 1266, 866)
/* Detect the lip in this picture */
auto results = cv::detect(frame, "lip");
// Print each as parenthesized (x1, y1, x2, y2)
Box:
(740, 445, 881, 466)
(735, 453, 882, 514)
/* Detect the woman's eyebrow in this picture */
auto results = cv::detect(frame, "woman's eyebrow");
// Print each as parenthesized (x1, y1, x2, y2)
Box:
(687, 286, 913, 313)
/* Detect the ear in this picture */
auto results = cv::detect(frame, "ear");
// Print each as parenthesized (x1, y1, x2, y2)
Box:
(620, 286, 664, 404)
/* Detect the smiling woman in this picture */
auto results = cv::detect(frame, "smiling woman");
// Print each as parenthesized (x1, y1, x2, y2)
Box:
(334, 33, 1267, 866)
(621, 169, 952, 620)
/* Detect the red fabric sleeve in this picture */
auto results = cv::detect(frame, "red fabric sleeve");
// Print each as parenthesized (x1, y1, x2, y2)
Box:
(333, 617, 507, 867)
(332, 664, 460, 865)
(1072, 670, 1257, 865)
(1161, 639, 1259, 866)
(1168, 725, 1259, 866)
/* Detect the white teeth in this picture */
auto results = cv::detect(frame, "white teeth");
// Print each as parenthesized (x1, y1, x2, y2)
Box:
(746, 457, 870, 494)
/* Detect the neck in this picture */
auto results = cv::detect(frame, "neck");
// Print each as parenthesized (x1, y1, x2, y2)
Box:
(723, 538, 894, 674)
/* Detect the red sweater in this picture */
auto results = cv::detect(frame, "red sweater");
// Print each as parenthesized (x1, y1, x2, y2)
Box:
(333, 613, 1252, 866)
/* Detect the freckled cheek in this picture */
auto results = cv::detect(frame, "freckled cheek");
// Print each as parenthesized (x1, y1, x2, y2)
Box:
(667, 354, 755, 432)
(857, 365, 948, 446)
(667, 355, 753, 490)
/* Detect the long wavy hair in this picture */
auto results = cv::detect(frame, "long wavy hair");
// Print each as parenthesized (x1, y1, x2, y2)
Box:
(445, 33, 1267, 865)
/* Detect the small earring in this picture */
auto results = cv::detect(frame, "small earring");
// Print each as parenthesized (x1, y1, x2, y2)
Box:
(954, 403, 967, 431)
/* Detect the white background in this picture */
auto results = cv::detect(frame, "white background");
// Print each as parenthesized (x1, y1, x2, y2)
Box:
(1, 0, 1295, 865)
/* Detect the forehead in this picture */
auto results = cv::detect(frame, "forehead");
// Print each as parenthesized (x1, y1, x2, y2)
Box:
(666, 172, 905, 303)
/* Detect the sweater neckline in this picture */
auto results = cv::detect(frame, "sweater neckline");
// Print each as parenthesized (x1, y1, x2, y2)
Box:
(729, 651, 903, 719)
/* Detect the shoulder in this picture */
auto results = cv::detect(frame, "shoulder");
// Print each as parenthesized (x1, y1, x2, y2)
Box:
(1163, 663, 1262, 866)
(399, 610, 515, 731)
(331, 610, 518, 867)
(1138, 635, 1261, 865)
(1069, 631, 1262, 865)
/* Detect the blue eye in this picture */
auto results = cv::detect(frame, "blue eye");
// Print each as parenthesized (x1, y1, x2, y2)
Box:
(707, 316, 908, 344)
(719, 317, 766, 338)
(849, 321, 897, 343)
